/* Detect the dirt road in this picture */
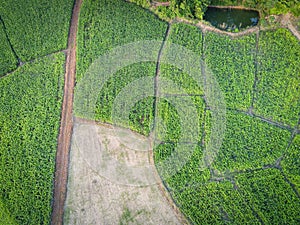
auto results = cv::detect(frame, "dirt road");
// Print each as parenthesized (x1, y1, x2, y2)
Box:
(51, 0, 82, 224)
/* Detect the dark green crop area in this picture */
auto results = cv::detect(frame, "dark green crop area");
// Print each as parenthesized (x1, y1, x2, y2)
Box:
(0, 0, 73, 223)
(254, 29, 300, 127)
(0, 22, 17, 76)
(0, 0, 299, 224)
(0, 53, 65, 224)
(0, 0, 73, 61)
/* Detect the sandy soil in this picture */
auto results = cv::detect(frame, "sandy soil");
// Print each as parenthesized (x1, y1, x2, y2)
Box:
(64, 118, 185, 225)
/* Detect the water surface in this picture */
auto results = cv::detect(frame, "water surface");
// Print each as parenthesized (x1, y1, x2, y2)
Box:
(204, 7, 259, 31)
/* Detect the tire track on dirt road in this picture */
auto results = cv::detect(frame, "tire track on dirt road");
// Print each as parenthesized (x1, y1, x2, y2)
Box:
(51, 0, 82, 224)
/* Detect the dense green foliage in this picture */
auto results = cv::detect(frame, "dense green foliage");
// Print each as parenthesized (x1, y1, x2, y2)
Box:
(0, 23, 17, 76)
(0, 200, 17, 225)
(130, 0, 210, 20)
(281, 135, 300, 193)
(132, 0, 300, 22)
(76, 0, 168, 135)
(94, 62, 156, 136)
(236, 169, 300, 224)
(167, 0, 211, 20)
(171, 181, 261, 224)
(153, 21, 299, 224)
(212, 111, 290, 171)
(0, 0, 73, 61)
(76, 0, 167, 81)
(254, 28, 300, 127)
(168, 22, 203, 56)
(0, 53, 65, 224)
(205, 32, 256, 110)
(155, 96, 205, 143)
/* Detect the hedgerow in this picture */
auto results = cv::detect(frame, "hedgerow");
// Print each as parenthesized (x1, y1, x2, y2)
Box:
(0, 53, 65, 224)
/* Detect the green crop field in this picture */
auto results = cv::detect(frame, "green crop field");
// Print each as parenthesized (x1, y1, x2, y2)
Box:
(76, 0, 168, 81)
(0, 22, 17, 76)
(0, 1, 73, 223)
(281, 135, 300, 193)
(150, 21, 299, 223)
(254, 28, 300, 127)
(75, 0, 168, 136)
(205, 32, 256, 110)
(212, 111, 290, 171)
(0, 0, 299, 224)
(0, 53, 65, 224)
(0, 0, 73, 61)
(236, 169, 300, 224)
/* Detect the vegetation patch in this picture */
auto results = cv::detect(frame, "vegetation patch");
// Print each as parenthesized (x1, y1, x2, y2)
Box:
(0, 22, 17, 76)
(281, 135, 300, 193)
(254, 28, 300, 127)
(0, 53, 65, 224)
(0, 0, 74, 61)
(236, 169, 300, 224)
(212, 111, 291, 172)
(205, 32, 256, 110)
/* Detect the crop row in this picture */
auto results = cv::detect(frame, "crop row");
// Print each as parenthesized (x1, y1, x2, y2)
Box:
(0, 53, 65, 224)
(0, 0, 73, 61)
(254, 28, 300, 127)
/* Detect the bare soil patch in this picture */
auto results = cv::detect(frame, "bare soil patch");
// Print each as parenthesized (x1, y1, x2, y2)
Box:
(64, 118, 186, 224)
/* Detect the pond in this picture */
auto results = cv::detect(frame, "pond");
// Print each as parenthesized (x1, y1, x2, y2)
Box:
(204, 6, 259, 32)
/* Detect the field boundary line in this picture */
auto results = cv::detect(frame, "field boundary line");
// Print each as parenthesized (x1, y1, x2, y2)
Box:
(249, 27, 260, 114)
(279, 117, 300, 199)
(280, 169, 300, 199)
(153, 23, 171, 126)
(226, 107, 293, 132)
(0, 14, 20, 65)
(0, 49, 68, 80)
(150, 22, 191, 225)
(50, 0, 82, 224)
